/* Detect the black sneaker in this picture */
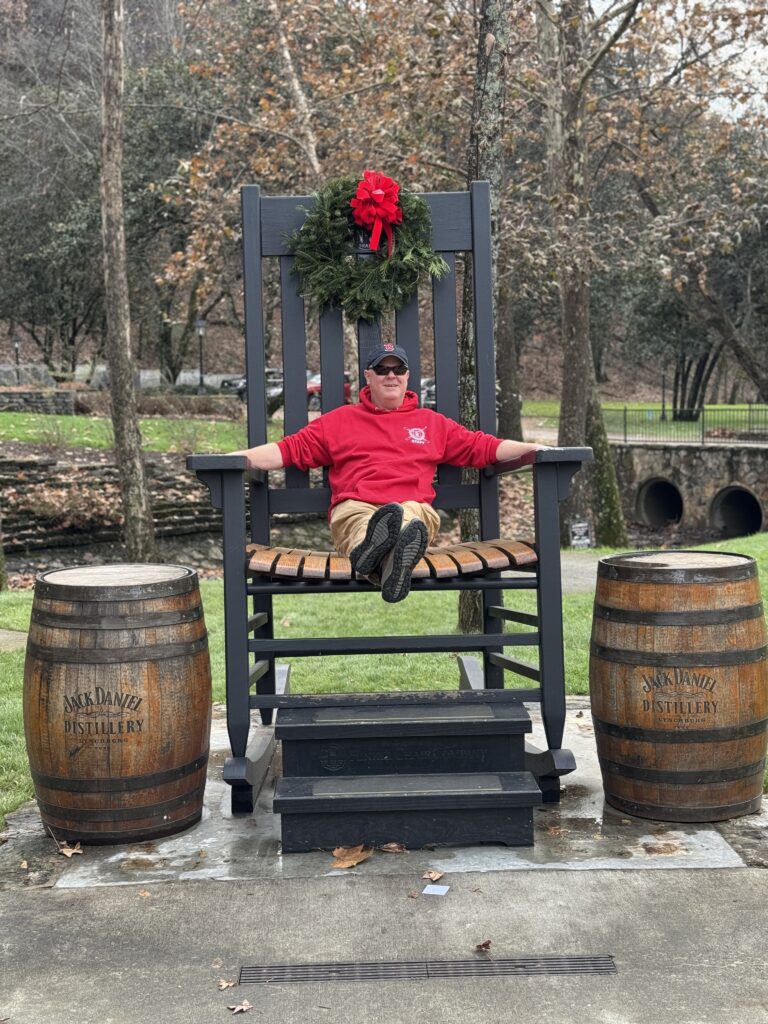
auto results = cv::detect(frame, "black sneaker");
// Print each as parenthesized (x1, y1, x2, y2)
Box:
(349, 503, 403, 576)
(380, 519, 428, 603)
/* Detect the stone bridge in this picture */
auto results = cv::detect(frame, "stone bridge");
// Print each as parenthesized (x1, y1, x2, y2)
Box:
(612, 443, 767, 538)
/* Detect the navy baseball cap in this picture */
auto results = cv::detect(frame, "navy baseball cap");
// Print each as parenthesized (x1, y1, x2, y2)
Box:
(365, 343, 409, 369)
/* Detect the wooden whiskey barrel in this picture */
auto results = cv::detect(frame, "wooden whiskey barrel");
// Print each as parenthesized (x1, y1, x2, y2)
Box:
(23, 564, 212, 844)
(590, 551, 768, 822)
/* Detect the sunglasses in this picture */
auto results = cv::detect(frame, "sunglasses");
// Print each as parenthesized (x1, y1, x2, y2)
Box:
(369, 364, 408, 376)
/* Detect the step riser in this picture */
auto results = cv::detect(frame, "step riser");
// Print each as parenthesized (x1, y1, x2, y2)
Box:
(280, 807, 535, 853)
(282, 734, 525, 777)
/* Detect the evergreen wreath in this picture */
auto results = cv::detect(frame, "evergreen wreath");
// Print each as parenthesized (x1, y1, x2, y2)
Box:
(287, 171, 450, 323)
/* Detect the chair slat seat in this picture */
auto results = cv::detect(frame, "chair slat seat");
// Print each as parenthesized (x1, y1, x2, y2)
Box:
(247, 539, 537, 581)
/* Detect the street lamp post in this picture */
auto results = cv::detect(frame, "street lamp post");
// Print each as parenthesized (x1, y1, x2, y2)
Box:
(195, 319, 206, 394)
(12, 335, 21, 386)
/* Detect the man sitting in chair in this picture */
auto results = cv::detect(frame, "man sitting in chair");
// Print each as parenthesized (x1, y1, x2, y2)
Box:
(235, 344, 546, 603)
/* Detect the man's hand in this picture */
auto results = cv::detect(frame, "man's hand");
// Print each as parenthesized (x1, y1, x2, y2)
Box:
(493, 439, 550, 463)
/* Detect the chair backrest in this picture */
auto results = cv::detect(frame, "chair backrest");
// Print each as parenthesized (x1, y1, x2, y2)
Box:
(242, 180, 501, 544)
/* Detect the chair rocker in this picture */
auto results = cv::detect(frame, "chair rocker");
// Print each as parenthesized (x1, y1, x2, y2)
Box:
(189, 181, 592, 851)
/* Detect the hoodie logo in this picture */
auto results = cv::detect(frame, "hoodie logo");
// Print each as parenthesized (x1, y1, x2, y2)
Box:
(405, 427, 427, 445)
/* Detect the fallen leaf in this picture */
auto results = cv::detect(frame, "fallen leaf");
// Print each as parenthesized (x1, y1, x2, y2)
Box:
(280, 616, 292, 627)
(212, 958, 224, 969)
(19, 860, 28, 870)
(379, 842, 407, 854)
(642, 841, 685, 856)
(475, 939, 493, 952)
(575, 710, 584, 717)
(407, 890, 419, 899)
(545, 825, 570, 837)
(198, 848, 207, 859)
(330, 844, 373, 869)
(138, 890, 152, 898)
(228, 1000, 253, 1014)
(58, 842, 83, 858)
(422, 869, 444, 882)
(218, 979, 237, 990)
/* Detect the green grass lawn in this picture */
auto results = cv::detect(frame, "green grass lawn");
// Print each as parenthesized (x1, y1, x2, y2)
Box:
(2, 532, 766, 828)
(0, 411, 283, 452)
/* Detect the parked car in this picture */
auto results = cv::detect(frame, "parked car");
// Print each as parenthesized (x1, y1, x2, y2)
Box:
(420, 376, 436, 409)
(220, 374, 247, 398)
(307, 371, 352, 411)
(220, 368, 283, 402)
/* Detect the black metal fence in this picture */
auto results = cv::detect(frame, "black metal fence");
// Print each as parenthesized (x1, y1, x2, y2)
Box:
(603, 405, 768, 445)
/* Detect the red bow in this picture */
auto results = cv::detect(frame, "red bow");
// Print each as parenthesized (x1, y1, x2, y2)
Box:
(350, 169, 403, 257)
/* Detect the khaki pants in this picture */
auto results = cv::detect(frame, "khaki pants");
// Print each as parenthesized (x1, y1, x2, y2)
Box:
(329, 500, 440, 558)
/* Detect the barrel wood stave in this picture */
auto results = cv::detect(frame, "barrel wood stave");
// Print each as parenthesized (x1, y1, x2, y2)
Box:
(23, 564, 212, 844)
(589, 551, 768, 822)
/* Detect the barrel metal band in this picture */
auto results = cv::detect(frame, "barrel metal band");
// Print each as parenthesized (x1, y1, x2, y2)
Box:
(605, 793, 762, 822)
(591, 642, 768, 668)
(599, 756, 766, 785)
(598, 557, 755, 584)
(35, 570, 198, 603)
(592, 603, 764, 626)
(45, 808, 203, 845)
(31, 752, 209, 793)
(593, 714, 768, 744)
(37, 785, 206, 822)
(26, 635, 209, 664)
(31, 607, 203, 630)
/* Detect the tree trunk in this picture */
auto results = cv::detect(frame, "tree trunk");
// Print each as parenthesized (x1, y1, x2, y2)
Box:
(496, 269, 524, 440)
(537, 0, 628, 546)
(458, 0, 510, 634)
(100, 0, 155, 561)
(0, 515, 6, 592)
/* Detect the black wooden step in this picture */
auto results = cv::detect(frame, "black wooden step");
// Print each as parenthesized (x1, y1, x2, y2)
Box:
(274, 771, 541, 852)
(277, 702, 531, 740)
(277, 702, 531, 777)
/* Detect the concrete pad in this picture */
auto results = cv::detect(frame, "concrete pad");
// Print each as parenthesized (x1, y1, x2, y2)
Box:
(49, 701, 748, 890)
(2, 700, 768, 1024)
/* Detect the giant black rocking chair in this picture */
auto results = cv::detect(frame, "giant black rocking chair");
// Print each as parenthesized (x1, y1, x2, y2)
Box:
(189, 181, 592, 851)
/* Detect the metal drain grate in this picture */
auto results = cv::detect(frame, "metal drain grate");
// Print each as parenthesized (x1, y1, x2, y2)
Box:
(239, 955, 616, 985)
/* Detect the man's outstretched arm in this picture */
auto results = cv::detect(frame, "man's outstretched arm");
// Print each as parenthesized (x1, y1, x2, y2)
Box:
(230, 442, 284, 471)
(494, 439, 549, 462)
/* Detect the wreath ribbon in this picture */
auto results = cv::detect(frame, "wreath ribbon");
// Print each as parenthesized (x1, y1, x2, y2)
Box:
(350, 169, 404, 257)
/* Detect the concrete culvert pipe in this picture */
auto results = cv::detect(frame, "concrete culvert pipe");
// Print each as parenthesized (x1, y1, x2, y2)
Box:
(709, 486, 764, 538)
(636, 478, 684, 528)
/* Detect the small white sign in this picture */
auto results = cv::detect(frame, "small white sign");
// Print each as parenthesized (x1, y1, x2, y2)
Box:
(569, 521, 592, 549)
(422, 884, 450, 896)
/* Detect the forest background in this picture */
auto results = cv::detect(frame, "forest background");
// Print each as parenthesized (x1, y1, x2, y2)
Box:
(1, 0, 767, 546)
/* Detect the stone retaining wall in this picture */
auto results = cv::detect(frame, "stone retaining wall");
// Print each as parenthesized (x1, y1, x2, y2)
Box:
(1, 455, 221, 552)
(0, 390, 75, 414)
(613, 443, 767, 533)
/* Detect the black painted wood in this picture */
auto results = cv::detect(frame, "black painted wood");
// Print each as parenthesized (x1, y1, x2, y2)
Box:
(187, 181, 593, 822)
(275, 771, 540, 851)
(282, 734, 524, 778)
(279, 806, 536, 853)
(277, 701, 531, 778)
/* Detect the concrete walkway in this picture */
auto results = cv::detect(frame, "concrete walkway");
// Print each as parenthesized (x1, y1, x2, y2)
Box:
(2, 700, 767, 1023)
(0, 627, 26, 652)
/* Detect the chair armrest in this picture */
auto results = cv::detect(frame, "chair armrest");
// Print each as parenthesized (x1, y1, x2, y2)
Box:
(484, 446, 593, 478)
(186, 453, 266, 485)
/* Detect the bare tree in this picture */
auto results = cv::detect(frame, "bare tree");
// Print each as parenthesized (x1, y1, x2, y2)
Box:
(100, 0, 154, 560)
(535, 0, 633, 546)
(457, 0, 511, 632)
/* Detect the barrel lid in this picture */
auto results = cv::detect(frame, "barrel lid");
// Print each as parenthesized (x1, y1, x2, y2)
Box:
(35, 564, 198, 600)
(598, 550, 756, 583)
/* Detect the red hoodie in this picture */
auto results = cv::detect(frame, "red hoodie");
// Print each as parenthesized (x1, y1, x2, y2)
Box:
(277, 386, 500, 512)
